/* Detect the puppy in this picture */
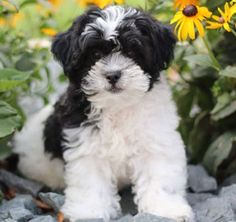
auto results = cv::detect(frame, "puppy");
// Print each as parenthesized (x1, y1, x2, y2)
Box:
(14, 5, 193, 222)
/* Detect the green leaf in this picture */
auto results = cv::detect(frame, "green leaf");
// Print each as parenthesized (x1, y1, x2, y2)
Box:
(184, 54, 217, 70)
(20, 0, 37, 8)
(175, 89, 194, 118)
(211, 93, 236, 120)
(203, 131, 236, 176)
(219, 66, 236, 78)
(0, 68, 31, 92)
(0, 101, 21, 138)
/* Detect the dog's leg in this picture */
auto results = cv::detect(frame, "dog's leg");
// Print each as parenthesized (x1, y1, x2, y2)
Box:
(131, 154, 194, 222)
(62, 156, 121, 222)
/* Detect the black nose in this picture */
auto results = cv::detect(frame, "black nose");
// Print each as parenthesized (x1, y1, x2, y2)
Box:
(106, 71, 122, 85)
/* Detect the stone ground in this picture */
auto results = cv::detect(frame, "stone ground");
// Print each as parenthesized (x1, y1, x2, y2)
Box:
(0, 165, 236, 222)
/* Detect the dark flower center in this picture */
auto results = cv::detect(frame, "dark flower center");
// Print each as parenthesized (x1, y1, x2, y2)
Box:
(218, 17, 225, 24)
(183, 4, 198, 17)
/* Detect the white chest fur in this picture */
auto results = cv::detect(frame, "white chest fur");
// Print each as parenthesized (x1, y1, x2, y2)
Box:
(63, 77, 183, 186)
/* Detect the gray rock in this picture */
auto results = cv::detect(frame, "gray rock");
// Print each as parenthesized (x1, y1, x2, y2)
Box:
(75, 219, 103, 222)
(0, 195, 39, 217)
(29, 215, 57, 222)
(133, 213, 175, 222)
(187, 193, 215, 207)
(2, 219, 17, 222)
(193, 197, 235, 222)
(222, 174, 236, 187)
(8, 208, 34, 221)
(0, 169, 44, 196)
(116, 215, 133, 222)
(39, 192, 65, 212)
(188, 165, 217, 193)
(220, 184, 236, 212)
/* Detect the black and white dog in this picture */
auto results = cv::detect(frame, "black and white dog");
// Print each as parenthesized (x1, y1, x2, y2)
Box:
(14, 5, 193, 222)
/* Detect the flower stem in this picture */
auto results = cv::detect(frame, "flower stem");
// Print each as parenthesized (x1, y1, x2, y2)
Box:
(202, 35, 221, 71)
(145, 0, 148, 11)
(231, 28, 236, 37)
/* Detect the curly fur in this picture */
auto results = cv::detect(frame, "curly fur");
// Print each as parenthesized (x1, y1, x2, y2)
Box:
(13, 5, 194, 222)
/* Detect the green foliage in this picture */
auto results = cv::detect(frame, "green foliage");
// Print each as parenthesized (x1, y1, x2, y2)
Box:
(0, 0, 54, 157)
(147, 0, 236, 181)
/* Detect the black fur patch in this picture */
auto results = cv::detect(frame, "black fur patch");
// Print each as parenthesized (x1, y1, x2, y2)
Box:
(43, 86, 91, 159)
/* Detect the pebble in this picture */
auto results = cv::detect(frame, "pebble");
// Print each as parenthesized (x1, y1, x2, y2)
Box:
(219, 184, 236, 212)
(187, 193, 215, 207)
(29, 215, 57, 222)
(188, 165, 217, 193)
(0, 169, 44, 197)
(133, 213, 175, 222)
(193, 197, 235, 222)
(39, 192, 65, 212)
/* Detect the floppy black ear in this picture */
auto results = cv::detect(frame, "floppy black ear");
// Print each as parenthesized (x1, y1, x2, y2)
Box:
(51, 7, 101, 75)
(153, 22, 177, 71)
(51, 29, 73, 72)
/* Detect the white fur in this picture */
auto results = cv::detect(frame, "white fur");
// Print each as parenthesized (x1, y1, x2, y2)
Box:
(13, 106, 65, 189)
(14, 76, 193, 221)
(83, 6, 138, 41)
(82, 52, 150, 109)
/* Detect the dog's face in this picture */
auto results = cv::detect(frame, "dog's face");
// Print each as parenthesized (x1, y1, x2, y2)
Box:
(52, 6, 176, 108)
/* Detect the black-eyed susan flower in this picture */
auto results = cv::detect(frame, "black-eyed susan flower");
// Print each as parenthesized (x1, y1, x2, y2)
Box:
(206, 2, 236, 32)
(78, 0, 124, 8)
(174, 0, 199, 9)
(41, 28, 57, 36)
(171, 4, 212, 41)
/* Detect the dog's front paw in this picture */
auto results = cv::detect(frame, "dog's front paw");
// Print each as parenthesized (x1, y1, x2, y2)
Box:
(61, 201, 120, 222)
(138, 193, 194, 222)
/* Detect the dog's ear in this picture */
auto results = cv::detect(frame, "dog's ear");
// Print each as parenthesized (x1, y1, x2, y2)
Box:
(135, 15, 176, 72)
(51, 7, 101, 75)
(152, 22, 177, 71)
(51, 29, 73, 72)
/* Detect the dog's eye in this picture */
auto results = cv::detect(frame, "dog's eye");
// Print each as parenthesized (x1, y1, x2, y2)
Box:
(94, 51, 104, 60)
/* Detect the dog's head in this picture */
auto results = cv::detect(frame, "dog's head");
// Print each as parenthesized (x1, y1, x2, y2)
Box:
(52, 6, 176, 109)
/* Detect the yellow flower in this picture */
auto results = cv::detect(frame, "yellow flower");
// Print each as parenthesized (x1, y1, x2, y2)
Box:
(10, 12, 24, 27)
(206, 2, 236, 32)
(171, 4, 212, 41)
(0, 18, 6, 26)
(48, 0, 62, 8)
(78, 0, 124, 8)
(0, 13, 24, 27)
(231, 0, 236, 5)
(41, 28, 57, 36)
(174, 0, 199, 9)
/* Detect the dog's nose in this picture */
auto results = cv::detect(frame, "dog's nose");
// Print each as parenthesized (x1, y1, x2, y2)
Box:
(106, 71, 122, 85)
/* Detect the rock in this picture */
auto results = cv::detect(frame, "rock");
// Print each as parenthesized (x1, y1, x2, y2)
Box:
(188, 165, 217, 193)
(193, 197, 235, 222)
(113, 215, 133, 222)
(0, 195, 39, 216)
(187, 193, 215, 207)
(29, 215, 57, 222)
(75, 219, 103, 222)
(133, 213, 175, 222)
(1, 219, 17, 222)
(220, 184, 236, 212)
(39, 192, 65, 212)
(222, 174, 236, 187)
(8, 208, 34, 221)
(0, 169, 44, 196)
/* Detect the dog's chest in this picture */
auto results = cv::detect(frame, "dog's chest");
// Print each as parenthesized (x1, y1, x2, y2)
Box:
(97, 108, 140, 159)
